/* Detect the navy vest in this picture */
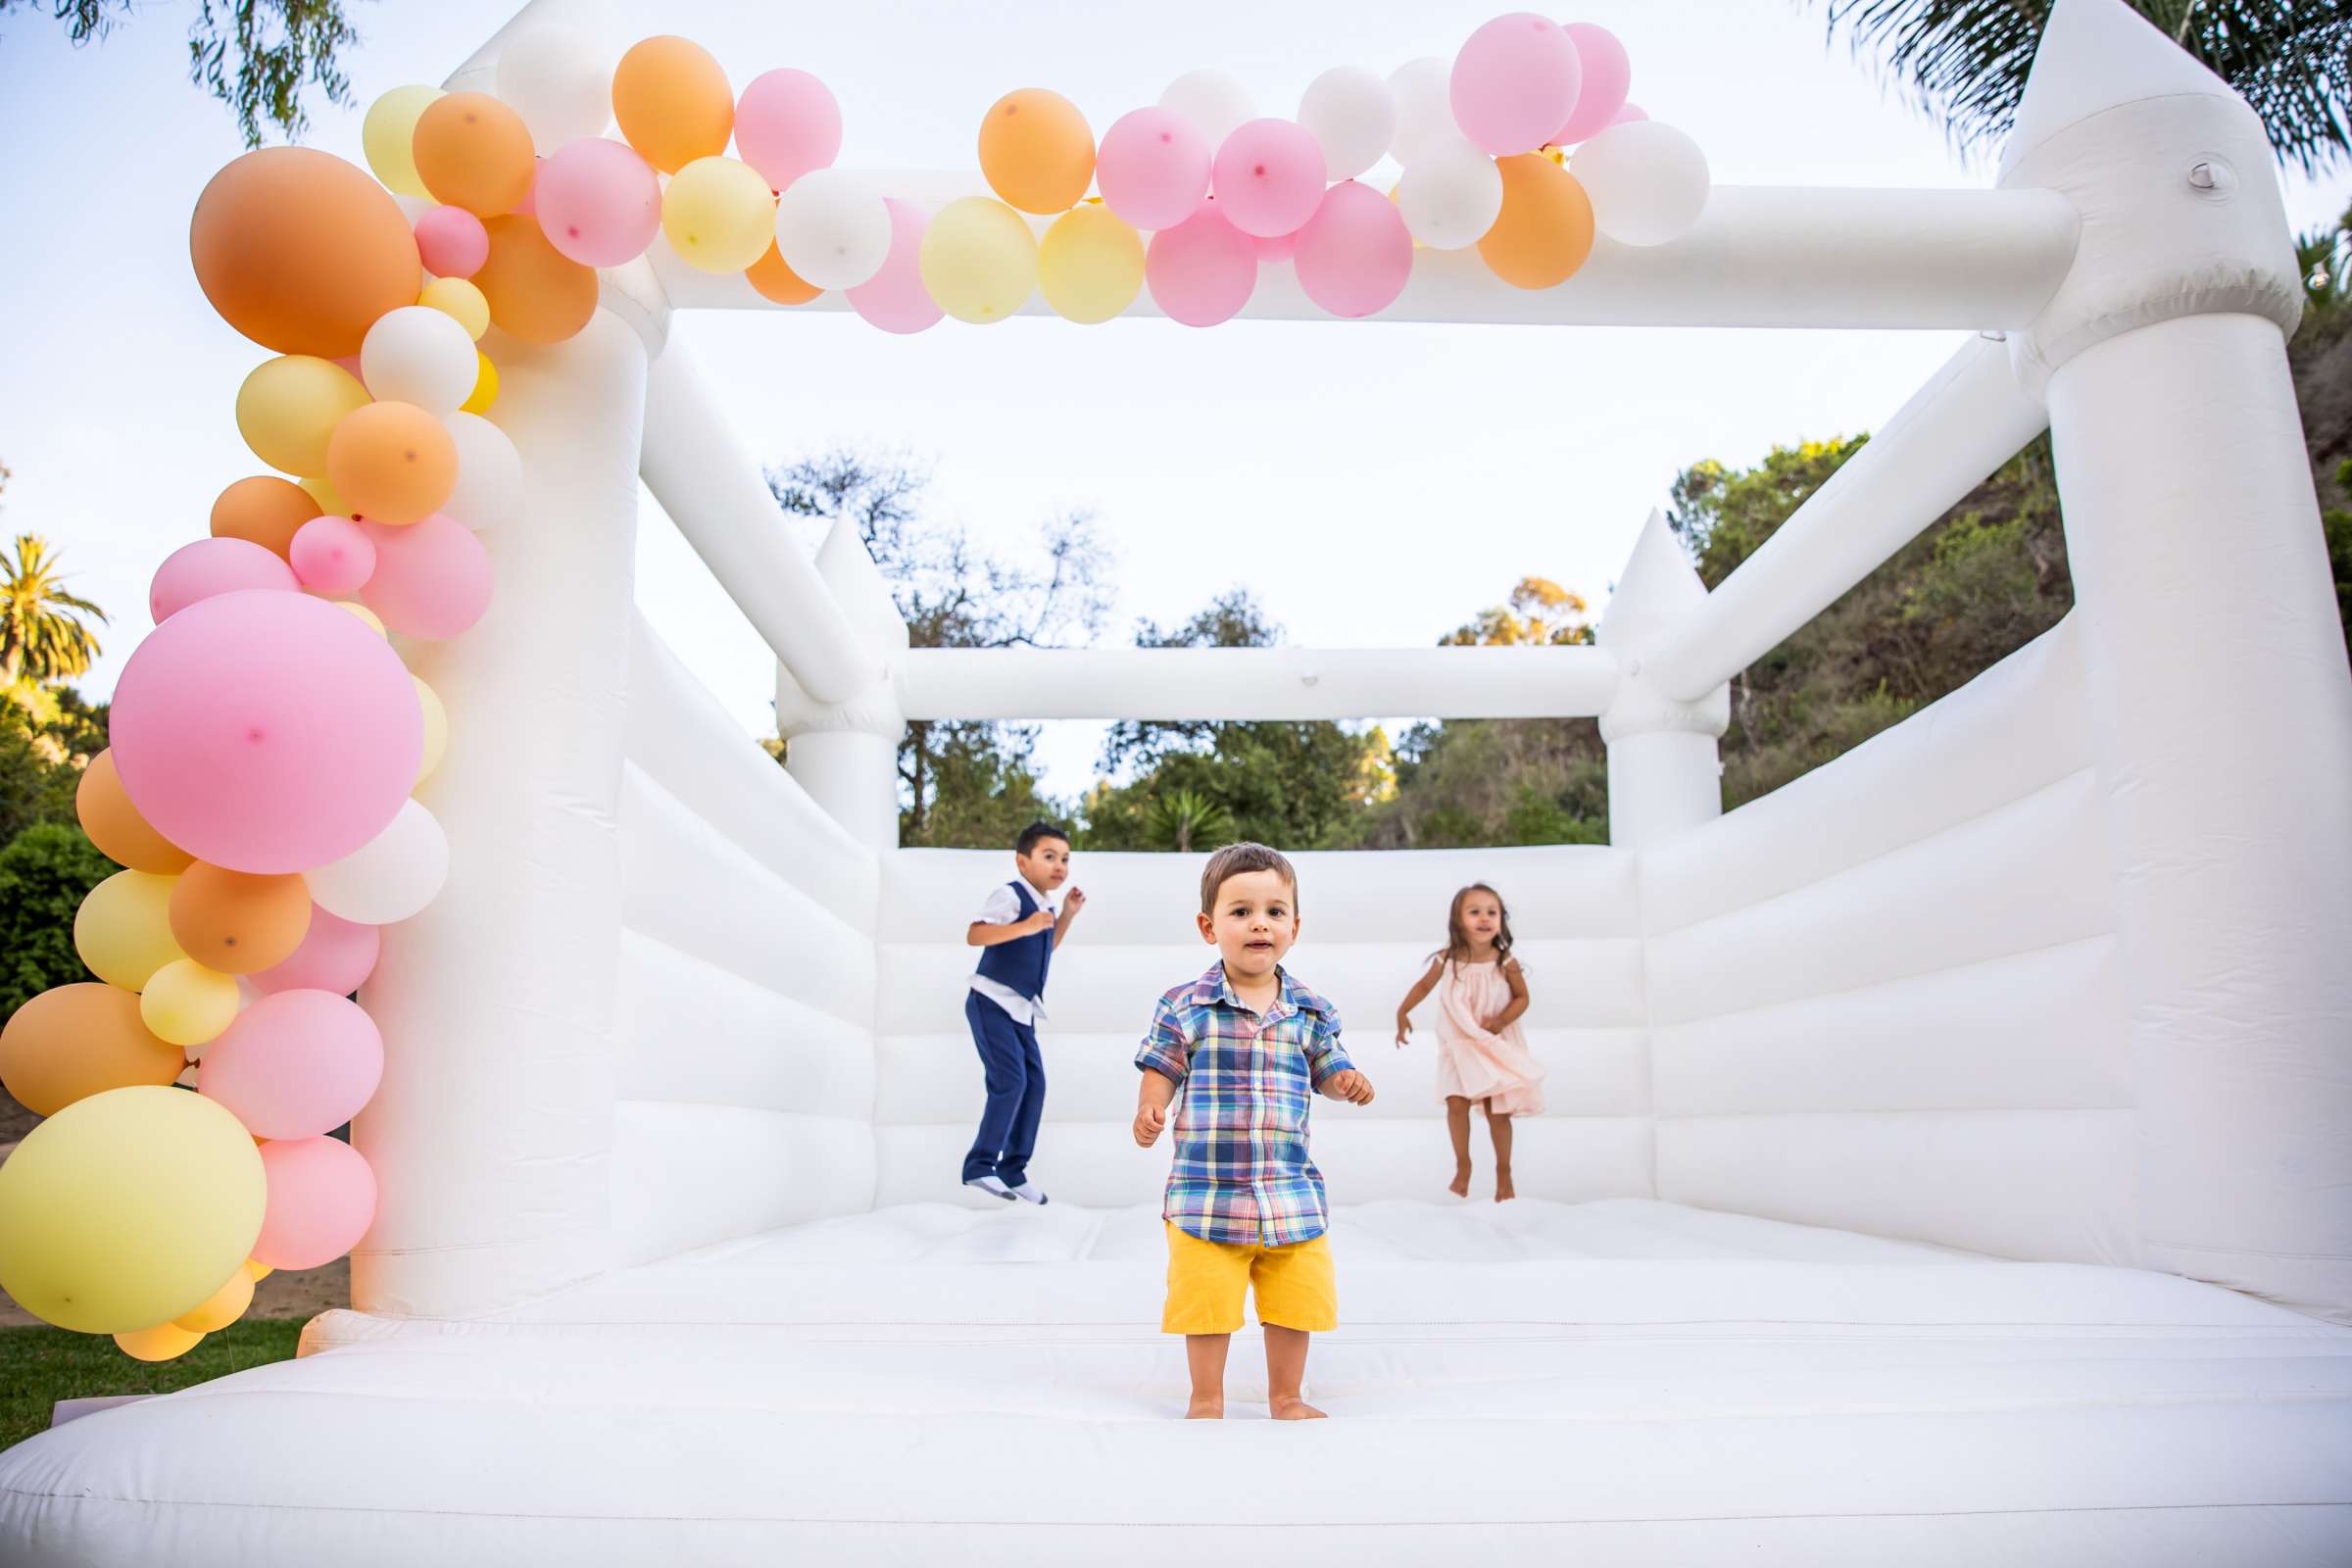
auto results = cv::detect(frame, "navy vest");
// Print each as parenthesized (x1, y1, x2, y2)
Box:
(974, 880, 1054, 1003)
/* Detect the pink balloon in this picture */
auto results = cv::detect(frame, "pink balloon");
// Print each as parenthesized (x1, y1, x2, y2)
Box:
(289, 515, 376, 597)
(359, 515, 492, 640)
(846, 199, 943, 335)
(330, 355, 364, 380)
(1552, 24, 1631, 145)
(150, 538, 298, 623)
(1146, 199, 1257, 327)
(1254, 229, 1299, 264)
(414, 205, 490, 278)
(1294, 181, 1412, 318)
(111, 590, 421, 874)
(198, 990, 383, 1140)
(251, 1135, 376, 1270)
(251, 905, 381, 995)
(1450, 13, 1583, 156)
(1210, 120, 1326, 238)
(1097, 107, 1210, 230)
(534, 137, 662, 268)
(735, 69, 842, 192)
(1608, 101, 1647, 127)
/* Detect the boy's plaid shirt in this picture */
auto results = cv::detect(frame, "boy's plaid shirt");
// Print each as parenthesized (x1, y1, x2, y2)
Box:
(1135, 961, 1355, 1248)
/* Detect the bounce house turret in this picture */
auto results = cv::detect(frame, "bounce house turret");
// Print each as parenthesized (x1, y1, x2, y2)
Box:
(1597, 509, 1727, 851)
(775, 523, 908, 855)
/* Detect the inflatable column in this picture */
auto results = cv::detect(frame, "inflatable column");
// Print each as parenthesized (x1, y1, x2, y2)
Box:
(2003, 0, 2352, 1318)
(776, 522, 909, 853)
(1599, 510, 1730, 850)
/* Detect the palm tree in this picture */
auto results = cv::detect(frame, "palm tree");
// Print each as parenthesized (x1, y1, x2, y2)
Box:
(1816, 1, 2352, 174)
(0, 534, 107, 692)
(1149, 789, 1236, 855)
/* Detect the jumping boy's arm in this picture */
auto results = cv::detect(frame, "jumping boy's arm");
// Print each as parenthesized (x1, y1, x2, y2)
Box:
(1052, 887, 1086, 950)
(1394, 956, 1445, 1046)
(1482, 957, 1531, 1033)
(966, 908, 1056, 948)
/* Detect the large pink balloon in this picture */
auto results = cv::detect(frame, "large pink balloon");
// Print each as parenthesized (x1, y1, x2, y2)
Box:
(1608, 102, 1647, 128)
(1146, 200, 1257, 326)
(846, 200, 942, 335)
(1097, 107, 1210, 230)
(1552, 24, 1631, 145)
(198, 989, 383, 1140)
(289, 515, 375, 597)
(111, 590, 421, 875)
(735, 69, 842, 192)
(251, 1135, 376, 1270)
(534, 137, 662, 268)
(1450, 13, 1583, 156)
(150, 538, 298, 623)
(1294, 181, 1412, 318)
(360, 515, 492, 640)
(251, 904, 380, 995)
(415, 205, 489, 278)
(1210, 120, 1326, 238)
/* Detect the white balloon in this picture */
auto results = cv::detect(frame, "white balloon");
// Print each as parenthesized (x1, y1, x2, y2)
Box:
(1298, 66, 1396, 182)
(1573, 121, 1712, 247)
(360, 306, 477, 415)
(440, 413, 521, 531)
(495, 24, 614, 147)
(1396, 135, 1503, 251)
(773, 169, 892, 290)
(1388, 56, 1457, 165)
(307, 800, 449, 926)
(1159, 69, 1255, 147)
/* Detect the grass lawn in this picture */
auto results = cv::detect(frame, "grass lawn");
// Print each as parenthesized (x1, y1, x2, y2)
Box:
(0, 1320, 302, 1452)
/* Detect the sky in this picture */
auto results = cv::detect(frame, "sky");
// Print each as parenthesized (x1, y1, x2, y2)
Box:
(2, 0, 2345, 803)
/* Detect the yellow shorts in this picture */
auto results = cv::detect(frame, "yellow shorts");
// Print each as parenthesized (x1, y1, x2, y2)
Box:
(1161, 1221, 1338, 1335)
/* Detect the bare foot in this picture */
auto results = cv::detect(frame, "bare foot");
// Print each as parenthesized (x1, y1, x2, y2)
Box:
(1270, 1396, 1327, 1420)
(1447, 1164, 1471, 1199)
(1495, 1169, 1516, 1202)
(1186, 1396, 1224, 1420)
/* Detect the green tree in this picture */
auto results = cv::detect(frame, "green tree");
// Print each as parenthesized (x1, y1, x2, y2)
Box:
(0, 821, 114, 1019)
(1440, 576, 1595, 646)
(1146, 789, 1235, 854)
(0, 728, 83, 848)
(2325, 459, 2352, 657)
(0, 529, 106, 692)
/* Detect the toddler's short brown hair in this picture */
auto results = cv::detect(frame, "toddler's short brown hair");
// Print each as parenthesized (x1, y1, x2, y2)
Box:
(1199, 842, 1298, 915)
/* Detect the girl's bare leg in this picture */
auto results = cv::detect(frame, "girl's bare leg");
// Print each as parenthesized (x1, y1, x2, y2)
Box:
(1264, 1326, 1325, 1419)
(1185, 1334, 1229, 1418)
(1486, 1102, 1515, 1201)
(1446, 1096, 1473, 1197)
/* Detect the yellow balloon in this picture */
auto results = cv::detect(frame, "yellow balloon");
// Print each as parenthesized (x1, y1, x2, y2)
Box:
(74, 870, 187, 992)
(661, 157, 777, 274)
(919, 197, 1038, 325)
(0, 1085, 265, 1334)
(138, 958, 240, 1049)
(419, 276, 491, 341)
(235, 357, 371, 476)
(415, 675, 448, 785)
(172, 1266, 255, 1332)
(460, 351, 499, 414)
(117, 1321, 207, 1361)
(1038, 205, 1144, 324)
(362, 85, 444, 199)
(243, 1258, 272, 1282)
(299, 473, 348, 516)
(335, 601, 389, 637)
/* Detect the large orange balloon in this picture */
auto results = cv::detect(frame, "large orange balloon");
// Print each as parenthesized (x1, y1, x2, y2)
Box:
(1478, 154, 1595, 291)
(211, 475, 319, 560)
(413, 92, 538, 218)
(978, 89, 1095, 215)
(747, 241, 821, 305)
(169, 863, 313, 975)
(190, 147, 422, 358)
(0, 983, 185, 1117)
(612, 36, 733, 174)
(475, 216, 599, 344)
(326, 402, 459, 526)
(78, 751, 193, 874)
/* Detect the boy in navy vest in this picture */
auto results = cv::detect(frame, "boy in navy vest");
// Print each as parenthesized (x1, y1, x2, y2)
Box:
(962, 819, 1086, 1202)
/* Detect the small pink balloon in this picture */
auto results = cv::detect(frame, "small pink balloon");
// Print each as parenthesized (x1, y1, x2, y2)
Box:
(415, 205, 490, 278)
(846, 199, 943, 335)
(150, 538, 298, 623)
(360, 514, 492, 640)
(1608, 101, 1647, 127)
(735, 69, 842, 192)
(1552, 24, 1631, 145)
(1450, 13, 1583, 156)
(251, 905, 381, 995)
(1254, 229, 1299, 263)
(288, 515, 376, 597)
(199, 989, 383, 1140)
(1210, 120, 1326, 238)
(1146, 199, 1257, 327)
(251, 1135, 377, 1270)
(1294, 180, 1412, 318)
(111, 589, 421, 874)
(534, 137, 662, 267)
(1097, 107, 1211, 230)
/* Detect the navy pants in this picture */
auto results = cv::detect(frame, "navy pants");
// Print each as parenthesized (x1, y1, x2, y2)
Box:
(962, 991, 1046, 1186)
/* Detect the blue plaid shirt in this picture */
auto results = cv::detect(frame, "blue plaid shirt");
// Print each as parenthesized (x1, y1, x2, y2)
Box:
(1136, 962, 1355, 1248)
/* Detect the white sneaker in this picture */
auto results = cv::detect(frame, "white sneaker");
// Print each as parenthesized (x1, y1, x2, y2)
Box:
(1007, 1181, 1049, 1205)
(964, 1174, 1016, 1200)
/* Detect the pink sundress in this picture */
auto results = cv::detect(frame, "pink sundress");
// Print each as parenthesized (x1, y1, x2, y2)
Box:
(1433, 957, 1545, 1117)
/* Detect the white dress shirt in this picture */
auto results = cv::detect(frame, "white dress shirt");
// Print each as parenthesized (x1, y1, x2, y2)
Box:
(968, 876, 1058, 1026)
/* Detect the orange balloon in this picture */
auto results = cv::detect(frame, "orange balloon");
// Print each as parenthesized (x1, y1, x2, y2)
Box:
(78, 751, 193, 873)
(747, 241, 821, 305)
(326, 402, 459, 526)
(612, 36, 733, 174)
(169, 863, 313, 975)
(0, 983, 185, 1117)
(189, 147, 423, 358)
(475, 215, 599, 344)
(978, 89, 1095, 215)
(210, 475, 320, 560)
(412, 92, 538, 219)
(1478, 154, 1595, 291)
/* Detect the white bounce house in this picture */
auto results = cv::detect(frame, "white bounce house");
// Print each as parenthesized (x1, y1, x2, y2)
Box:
(6, 0, 2352, 1561)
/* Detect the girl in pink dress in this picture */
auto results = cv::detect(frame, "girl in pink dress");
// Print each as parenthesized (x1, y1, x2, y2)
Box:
(1394, 883, 1544, 1201)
